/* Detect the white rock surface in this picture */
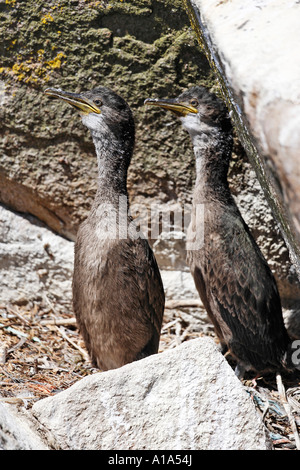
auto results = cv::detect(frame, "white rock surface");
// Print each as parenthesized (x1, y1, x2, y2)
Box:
(32, 337, 270, 450)
(0, 204, 74, 306)
(160, 269, 198, 300)
(0, 403, 48, 450)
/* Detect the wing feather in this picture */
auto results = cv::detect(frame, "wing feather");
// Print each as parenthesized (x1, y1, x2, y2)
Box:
(188, 206, 289, 371)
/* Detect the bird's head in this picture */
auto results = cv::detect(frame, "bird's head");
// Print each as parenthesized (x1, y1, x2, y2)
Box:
(144, 86, 231, 138)
(45, 86, 135, 145)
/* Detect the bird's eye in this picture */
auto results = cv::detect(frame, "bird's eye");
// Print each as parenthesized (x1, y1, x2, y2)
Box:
(190, 99, 199, 107)
(94, 99, 102, 106)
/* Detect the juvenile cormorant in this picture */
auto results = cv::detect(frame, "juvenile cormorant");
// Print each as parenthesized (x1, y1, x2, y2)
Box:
(45, 87, 165, 371)
(145, 86, 291, 377)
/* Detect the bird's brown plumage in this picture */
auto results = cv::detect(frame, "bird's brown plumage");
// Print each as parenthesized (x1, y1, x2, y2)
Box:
(145, 86, 291, 376)
(187, 196, 290, 374)
(72, 205, 165, 370)
(46, 86, 165, 370)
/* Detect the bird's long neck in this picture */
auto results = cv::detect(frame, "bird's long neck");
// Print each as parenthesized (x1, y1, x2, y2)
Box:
(91, 130, 133, 206)
(190, 123, 233, 205)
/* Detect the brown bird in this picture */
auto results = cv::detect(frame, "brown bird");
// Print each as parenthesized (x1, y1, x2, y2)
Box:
(45, 86, 165, 371)
(145, 86, 292, 378)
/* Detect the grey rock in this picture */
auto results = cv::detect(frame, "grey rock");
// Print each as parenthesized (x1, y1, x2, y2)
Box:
(0, 403, 49, 450)
(160, 269, 198, 301)
(0, 204, 73, 307)
(32, 337, 270, 450)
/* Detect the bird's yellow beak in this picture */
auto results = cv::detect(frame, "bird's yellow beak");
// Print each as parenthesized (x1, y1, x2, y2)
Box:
(44, 88, 101, 114)
(144, 98, 198, 117)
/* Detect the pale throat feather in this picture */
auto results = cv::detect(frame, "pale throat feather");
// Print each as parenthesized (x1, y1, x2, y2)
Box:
(180, 114, 221, 191)
(82, 118, 132, 200)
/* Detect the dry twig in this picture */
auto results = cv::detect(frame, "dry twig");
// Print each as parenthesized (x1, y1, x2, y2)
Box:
(165, 299, 202, 309)
(40, 318, 76, 327)
(55, 326, 89, 361)
(276, 372, 300, 450)
(7, 306, 30, 325)
(0, 347, 7, 365)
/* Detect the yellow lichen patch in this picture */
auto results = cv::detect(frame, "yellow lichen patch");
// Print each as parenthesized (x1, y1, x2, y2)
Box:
(46, 52, 66, 69)
(0, 51, 66, 85)
(6, 39, 17, 51)
(41, 13, 54, 24)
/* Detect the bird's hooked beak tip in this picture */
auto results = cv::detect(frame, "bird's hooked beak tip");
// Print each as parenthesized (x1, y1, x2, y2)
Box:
(144, 97, 198, 117)
(144, 98, 157, 106)
(44, 88, 101, 115)
(44, 87, 60, 96)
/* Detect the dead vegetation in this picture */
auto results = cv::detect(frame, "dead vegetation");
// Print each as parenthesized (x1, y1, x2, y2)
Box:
(1, 299, 300, 450)
(0, 299, 207, 403)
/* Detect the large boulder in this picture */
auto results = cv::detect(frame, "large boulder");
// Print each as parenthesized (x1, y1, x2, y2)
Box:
(31, 337, 271, 450)
(0, 402, 48, 450)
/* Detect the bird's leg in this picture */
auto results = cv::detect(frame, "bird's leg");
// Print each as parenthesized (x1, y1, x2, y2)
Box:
(251, 376, 258, 388)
